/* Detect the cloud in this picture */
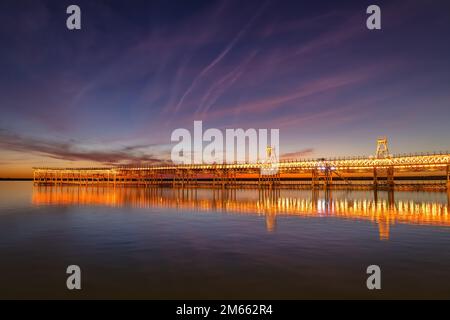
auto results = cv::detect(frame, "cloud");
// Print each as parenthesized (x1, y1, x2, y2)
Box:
(195, 50, 258, 116)
(172, 1, 270, 114)
(0, 129, 170, 166)
(193, 65, 378, 124)
(281, 148, 314, 160)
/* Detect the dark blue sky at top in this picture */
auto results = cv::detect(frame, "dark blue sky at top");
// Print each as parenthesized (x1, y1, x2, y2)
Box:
(0, 0, 450, 172)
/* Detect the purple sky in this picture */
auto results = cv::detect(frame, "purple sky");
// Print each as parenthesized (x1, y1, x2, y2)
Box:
(1, 0, 450, 177)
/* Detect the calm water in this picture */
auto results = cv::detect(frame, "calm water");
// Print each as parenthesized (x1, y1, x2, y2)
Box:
(0, 181, 450, 299)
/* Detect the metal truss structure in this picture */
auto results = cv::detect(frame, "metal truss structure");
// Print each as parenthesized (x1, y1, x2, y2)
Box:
(33, 151, 450, 190)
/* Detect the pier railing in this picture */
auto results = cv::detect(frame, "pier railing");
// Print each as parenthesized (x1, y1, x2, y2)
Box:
(32, 152, 450, 190)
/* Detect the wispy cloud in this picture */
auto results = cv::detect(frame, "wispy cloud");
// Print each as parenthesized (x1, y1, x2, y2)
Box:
(196, 64, 381, 123)
(281, 148, 314, 159)
(171, 1, 270, 114)
(0, 129, 170, 166)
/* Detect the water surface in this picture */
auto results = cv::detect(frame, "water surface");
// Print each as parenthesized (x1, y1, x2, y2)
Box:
(0, 181, 449, 299)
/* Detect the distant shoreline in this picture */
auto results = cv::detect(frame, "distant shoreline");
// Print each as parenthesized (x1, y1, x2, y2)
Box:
(0, 178, 32, 181)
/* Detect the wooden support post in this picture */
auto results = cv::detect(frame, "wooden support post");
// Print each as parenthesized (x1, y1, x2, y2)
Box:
(447, 165, 450, 192)
(387, 166, 394, 189)
(373, 167, 378, 189)
(311, 168, 317, 189)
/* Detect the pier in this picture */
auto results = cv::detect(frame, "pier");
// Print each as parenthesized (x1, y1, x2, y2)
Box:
(33, 152, 450, 190)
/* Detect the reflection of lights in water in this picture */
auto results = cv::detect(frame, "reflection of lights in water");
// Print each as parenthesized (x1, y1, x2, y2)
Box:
(31, 186, 450, 240)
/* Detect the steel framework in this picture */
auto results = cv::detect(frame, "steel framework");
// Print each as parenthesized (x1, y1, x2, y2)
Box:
(33, 151, 450, 190)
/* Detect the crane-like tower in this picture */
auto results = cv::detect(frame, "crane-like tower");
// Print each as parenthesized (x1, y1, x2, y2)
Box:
(376, 137, 390, 158)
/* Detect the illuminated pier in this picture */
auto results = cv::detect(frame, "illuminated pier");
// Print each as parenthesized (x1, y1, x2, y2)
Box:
(32, 139, 450, 190)
(32, 153, 450, 189)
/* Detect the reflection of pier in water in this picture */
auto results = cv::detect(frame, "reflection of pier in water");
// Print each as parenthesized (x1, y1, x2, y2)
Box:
(32, 186, 450, 240)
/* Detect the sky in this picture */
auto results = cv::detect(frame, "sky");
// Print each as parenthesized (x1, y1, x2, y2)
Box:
(0, 0, 450, 177)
